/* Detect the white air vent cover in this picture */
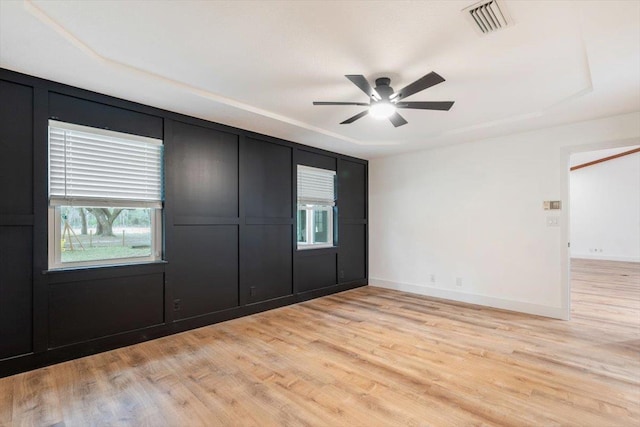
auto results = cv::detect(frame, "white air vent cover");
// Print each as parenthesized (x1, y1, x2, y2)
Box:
(463, 0, 512, 34)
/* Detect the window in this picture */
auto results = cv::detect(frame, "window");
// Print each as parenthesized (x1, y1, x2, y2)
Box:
(48, 120, 163, 269)
(297, 165, 335, 249)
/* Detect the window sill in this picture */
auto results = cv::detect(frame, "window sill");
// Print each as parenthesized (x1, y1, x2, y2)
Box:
(296, 246, 338, 257)
(297, 244, 335, 251)
(43, 260, 168, 275)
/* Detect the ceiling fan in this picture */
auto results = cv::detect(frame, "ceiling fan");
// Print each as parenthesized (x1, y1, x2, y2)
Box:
(313, 72, 454, 127)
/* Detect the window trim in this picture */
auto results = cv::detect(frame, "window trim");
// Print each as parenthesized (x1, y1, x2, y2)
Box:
(296, 164, 337, 250)
(47, 206, 162, 270)
(297, 204, 335, 250)
(47, 120, 164, 270)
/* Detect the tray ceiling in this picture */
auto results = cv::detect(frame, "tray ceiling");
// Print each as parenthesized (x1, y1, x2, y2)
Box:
(1, 0, 638, 158)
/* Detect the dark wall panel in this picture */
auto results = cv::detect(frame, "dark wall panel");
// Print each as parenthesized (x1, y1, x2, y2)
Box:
(0, 80, 33, 361)
(0, 68, 368, 377)
(49, 92, 163, 139)
(338, 224, 366, 283)
(298, 150, 336, 171)
(243, 225, 292, 303)
(171, 226, 239, 319)
(171, 121, 239, 219)
(339, 159, 366, 219)
(295, 252, 337, 293)
(0, 80, 33, 215)
(48, 273, 164, 348)
(0, 227, 33, 359)
(244, 138, 292, 219)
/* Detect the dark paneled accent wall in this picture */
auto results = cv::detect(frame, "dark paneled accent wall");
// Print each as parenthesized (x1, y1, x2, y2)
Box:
(339, 159, 367, 219)
(0, 68, 367, 377)
(166, 121, 241, 320)
(243, 137, 292, 219)
(338, 159, 368, 283)
(0, 80, 34, 360)
(170, 122, 239, 220)
(169, 226, 239, 319)
(49, 92, 164, 140)
(295, 251, 337, 293)
(297, 149, 337, 171)
(0, 227, 33, 359)
(48, 274, 164, 348)
(0, 81, 33, 215)
(244, 224, 293, 303)
(241, 137, 294, 304)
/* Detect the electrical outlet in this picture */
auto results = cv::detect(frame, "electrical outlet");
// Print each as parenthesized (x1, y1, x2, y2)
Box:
(430, 274, 436, 283)
(340, 270, 345, 279)
(250, 286, 256, 296)
(546, 216, 560, 227)
(173, 299, 181, 311)
(455, 277, 463, 287)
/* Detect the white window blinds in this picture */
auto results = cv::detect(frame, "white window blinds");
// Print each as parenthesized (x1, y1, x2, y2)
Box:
(48, 120, 163, 208)
(297, 165, 336, 206)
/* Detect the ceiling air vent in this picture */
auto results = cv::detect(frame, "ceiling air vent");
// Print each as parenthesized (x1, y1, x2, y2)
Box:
(463, 0, 512, 34)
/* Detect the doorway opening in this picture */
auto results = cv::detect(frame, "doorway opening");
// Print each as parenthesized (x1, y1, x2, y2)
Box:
(566, 145, 640, 321)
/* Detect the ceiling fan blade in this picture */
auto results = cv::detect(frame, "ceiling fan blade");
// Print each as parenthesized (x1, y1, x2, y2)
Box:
(390, 72, 446, 101)
(388, 112, 408, 127)
(396, 101, 455, 111)
(340, 110, 369, 124)
(345, 75, 381, 100)
(313, 101, 370, 106)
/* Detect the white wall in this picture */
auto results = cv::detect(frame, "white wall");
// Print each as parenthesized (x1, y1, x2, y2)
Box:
(570, 148, 640, 262)
(369, 112, 640, 319)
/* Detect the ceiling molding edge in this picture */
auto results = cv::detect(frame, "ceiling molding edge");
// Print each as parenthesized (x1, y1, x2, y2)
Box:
(382, 1, 596, 144)
(439, 18, 594, 140)
(23, 0, 373, 147)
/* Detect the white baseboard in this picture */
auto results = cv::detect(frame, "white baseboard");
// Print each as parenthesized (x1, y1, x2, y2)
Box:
(570, 254, 640, 262)
(369, 278, 567, 320)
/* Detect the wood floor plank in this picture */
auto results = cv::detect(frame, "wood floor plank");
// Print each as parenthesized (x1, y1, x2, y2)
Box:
(52, 356, 118, 426)
(0, 375, 13, 427)
(115, 344, 220, 425)
(11, 368, 63, 427)
(0, 258, 638, 426)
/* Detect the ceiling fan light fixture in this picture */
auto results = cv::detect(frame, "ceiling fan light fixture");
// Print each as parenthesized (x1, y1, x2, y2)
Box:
(313, 72, 454, 127)
(369, 101, 396, 119)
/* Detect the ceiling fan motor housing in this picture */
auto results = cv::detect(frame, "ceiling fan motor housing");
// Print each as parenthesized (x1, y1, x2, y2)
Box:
(374, 78, 393, 100)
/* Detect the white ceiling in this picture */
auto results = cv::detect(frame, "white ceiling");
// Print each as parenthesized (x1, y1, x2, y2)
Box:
(1, 0, 639, 159)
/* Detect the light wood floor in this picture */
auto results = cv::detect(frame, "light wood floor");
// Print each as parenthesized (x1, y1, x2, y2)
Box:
(1, 259, 638, 426)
